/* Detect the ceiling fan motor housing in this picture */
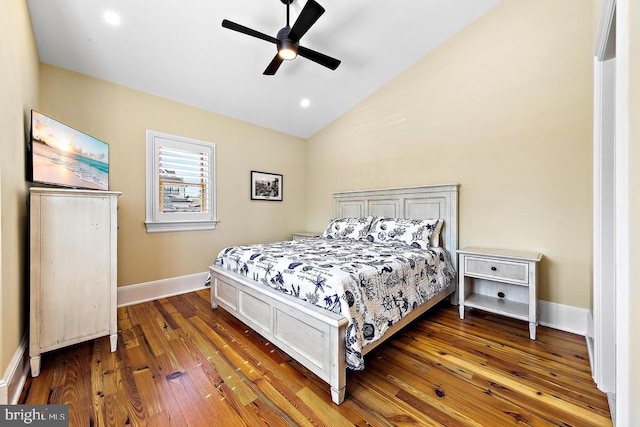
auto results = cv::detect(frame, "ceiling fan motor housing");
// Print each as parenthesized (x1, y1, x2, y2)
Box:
(277, 26, 298, 59)
(277, 26, 292, 40)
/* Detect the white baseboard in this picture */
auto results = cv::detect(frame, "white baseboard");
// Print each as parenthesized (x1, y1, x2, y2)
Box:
(116, 273, 590, 334)
(116, 274, 589, 337)
(586, 335, 595, 378)
(118, 271, 209, 307)
(538, 300, 589, 336)
(586, 309, 594, 339)
(0, 334, 30, 404)
(607, 393, 616, 426)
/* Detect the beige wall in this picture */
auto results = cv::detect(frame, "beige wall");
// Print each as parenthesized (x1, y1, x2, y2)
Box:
(39, 64, 307, 286)
(307, 0, 593, 307)
(0, 0, 39, 373)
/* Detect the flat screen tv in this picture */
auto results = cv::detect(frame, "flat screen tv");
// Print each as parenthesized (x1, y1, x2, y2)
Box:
(29, 110, 109, 191)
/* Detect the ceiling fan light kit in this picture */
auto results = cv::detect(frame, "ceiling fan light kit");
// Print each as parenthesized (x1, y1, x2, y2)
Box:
(222, 0, 341, 75)
(277, 27, 298, 60)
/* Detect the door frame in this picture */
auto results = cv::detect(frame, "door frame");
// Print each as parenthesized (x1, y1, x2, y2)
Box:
(593, 0, 631, 423)
(592, 0, 616, 394)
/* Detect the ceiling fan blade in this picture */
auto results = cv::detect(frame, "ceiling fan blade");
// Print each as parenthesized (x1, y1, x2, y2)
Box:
(298, 46, 341, 70)
(222, 19, 277, 44)
(288, 0, 325, 43)
(263, 55, 284, 75)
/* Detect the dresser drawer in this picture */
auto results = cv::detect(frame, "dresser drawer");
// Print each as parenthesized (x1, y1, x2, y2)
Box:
(464, 256, 529, 285)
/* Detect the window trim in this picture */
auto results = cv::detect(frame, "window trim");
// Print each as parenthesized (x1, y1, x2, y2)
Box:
(145, 130, 218, 233)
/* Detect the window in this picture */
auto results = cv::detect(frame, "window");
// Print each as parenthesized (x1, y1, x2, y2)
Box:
(145, 130, 217, 232)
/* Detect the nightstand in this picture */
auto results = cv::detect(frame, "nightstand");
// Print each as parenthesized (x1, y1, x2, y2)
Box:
(291, 232, 321, 241)
(458, 247, 542, 340)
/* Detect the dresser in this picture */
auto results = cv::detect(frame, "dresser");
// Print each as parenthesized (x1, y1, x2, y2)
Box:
(29, 188, 120, 376)
(458, 247, 542, 340)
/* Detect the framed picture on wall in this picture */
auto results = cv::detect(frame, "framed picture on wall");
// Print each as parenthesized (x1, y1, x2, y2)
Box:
(250, 170, 283, 201)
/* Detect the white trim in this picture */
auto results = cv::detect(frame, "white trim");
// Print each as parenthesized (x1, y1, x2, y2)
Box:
(586, 310, 595, 375)
(145, 130, 217, 233)
(614, 0, 630, 423)
(593, 0, 618, 397)
(595, 0, 616, 60)
(608, 393, 617, 426)
(593, 56, 617, 393)
(607, 393, 616, 427)
(144, 219, 219, 233)
(538, 300, 589, 336)
(587, 336, 596, 380)
(0, 335, 30, 404)
(117, 272, 209, 307)
(115, 272, 591, 336)
(587, 309, 595, 339)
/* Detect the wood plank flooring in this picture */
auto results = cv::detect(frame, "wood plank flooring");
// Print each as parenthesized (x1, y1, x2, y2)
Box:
(19, 289, 611, 426)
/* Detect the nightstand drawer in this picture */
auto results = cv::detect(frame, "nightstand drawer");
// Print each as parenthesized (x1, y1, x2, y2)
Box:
(464, 257, 529, 285)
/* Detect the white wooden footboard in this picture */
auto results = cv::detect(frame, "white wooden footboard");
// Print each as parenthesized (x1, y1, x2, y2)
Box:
(210, 266, 349, 404)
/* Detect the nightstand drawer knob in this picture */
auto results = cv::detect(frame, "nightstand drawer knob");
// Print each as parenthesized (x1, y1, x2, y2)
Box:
(491, 266, 497, 271)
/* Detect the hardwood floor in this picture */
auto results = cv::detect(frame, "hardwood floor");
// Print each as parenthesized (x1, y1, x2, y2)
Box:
(20, 289, 611, 426)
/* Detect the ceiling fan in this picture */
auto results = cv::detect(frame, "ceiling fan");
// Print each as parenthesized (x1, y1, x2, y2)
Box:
(221, 0, 341, 75)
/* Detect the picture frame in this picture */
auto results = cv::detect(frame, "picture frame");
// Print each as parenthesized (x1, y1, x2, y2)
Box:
(250, 170, 283, 201)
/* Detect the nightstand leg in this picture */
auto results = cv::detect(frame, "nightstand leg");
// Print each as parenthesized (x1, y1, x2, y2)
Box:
(529, 322, 536, 340)
(459, 305, 465, 319)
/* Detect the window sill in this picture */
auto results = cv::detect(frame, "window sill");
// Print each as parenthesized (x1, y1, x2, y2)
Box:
(145, 219, 219, 233)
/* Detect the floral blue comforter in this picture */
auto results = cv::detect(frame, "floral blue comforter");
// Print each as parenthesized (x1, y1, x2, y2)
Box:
(214, 237, 455, 370)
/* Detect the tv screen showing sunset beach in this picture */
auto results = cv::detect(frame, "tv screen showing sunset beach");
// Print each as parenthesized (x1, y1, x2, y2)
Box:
(31, 111, 109, 191)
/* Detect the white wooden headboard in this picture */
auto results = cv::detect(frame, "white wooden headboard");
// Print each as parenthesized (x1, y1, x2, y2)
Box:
(333, 184, 459, 271)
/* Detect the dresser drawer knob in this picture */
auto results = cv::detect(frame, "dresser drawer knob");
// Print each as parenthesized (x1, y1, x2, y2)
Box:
(491, 266, 497, 271)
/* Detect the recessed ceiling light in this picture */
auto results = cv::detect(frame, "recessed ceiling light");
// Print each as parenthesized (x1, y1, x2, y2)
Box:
(300, 98, 310, 108)
(104, 11, 121, 26)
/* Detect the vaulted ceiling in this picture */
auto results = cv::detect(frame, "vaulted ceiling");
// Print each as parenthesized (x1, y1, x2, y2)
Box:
(27, 0, 501, 138)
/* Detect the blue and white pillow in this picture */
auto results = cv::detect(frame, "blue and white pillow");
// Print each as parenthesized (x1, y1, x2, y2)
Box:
(366, 217, 443, 249)
(322, 216, 374, 240)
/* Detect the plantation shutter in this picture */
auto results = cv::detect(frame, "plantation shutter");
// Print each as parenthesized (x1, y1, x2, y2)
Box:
(145, 130, 217, 232)
(158, 146, 210, 214)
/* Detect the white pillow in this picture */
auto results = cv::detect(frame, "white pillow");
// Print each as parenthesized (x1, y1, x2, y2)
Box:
(366, 217, 443, 249)
(322, 216, 374, 240)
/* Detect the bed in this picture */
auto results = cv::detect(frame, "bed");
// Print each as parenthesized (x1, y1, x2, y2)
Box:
(208, 184, 459, 404)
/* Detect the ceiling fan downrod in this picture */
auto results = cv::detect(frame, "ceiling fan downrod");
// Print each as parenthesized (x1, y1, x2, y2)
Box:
(282, 0, 293, 27)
